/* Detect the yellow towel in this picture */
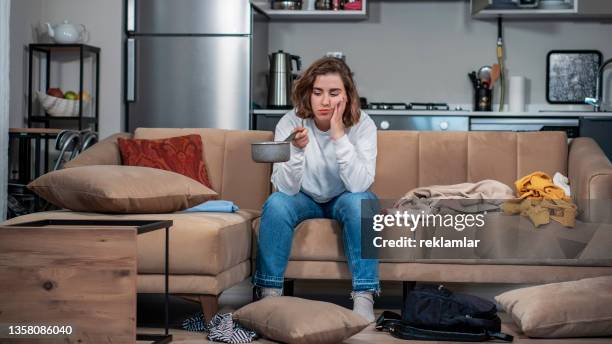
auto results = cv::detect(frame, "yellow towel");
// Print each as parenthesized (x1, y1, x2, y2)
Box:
(515, 171, 568, 201)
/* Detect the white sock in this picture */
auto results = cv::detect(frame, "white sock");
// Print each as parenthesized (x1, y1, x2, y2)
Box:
(351, 291, 375, 323)
(257, 287, 283, 299)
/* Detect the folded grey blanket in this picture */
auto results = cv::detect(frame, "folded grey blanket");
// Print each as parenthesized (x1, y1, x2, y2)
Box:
(394, 179, 515, 214)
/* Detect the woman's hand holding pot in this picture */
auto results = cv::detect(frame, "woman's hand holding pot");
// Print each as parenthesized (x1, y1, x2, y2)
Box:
(292, 126, 309, 149)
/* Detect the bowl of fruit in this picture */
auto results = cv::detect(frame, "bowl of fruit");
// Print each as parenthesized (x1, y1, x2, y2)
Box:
(36, 88, 91, 117)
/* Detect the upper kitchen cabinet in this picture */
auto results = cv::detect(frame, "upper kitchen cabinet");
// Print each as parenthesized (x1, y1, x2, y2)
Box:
(471, 0, 612, 18)
(251, 0, 367, 20)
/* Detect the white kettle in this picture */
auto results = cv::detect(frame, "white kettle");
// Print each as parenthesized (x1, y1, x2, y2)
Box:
(46, 20, 89, 44)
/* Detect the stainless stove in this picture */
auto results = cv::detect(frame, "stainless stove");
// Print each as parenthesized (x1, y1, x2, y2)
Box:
(367, 102, 409, 110)
(364, 101, 469, 131)
(366, 102, 452, 111)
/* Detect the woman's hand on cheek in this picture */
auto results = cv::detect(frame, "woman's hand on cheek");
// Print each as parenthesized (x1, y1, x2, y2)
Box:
(330, 96, 346, 141)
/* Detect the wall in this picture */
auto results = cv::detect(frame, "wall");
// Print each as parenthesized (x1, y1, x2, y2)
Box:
(9, 0, 123, 138)
(11, 1, 612, 137)
(9, 0, 42, 128)
(269, 0, 612, 110)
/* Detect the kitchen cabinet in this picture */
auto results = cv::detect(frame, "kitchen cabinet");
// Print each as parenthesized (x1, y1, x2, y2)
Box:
(251, 1, 367, 20)
(580, 117, 612, 161)
(471, 0, 612, 18)
(253, 111, 284, 131)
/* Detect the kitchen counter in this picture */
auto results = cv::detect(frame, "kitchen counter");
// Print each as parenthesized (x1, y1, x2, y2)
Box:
(253, 109, 612, 118)
(252, 109, 612, 160)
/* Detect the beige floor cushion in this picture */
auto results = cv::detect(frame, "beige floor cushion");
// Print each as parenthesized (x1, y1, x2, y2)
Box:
(234, 296, 369, 344)
(496, 276, 612, 338)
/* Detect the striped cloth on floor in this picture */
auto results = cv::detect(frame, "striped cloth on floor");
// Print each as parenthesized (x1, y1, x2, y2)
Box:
(182, 312, 258, 343)
(182, 311, 207, 332)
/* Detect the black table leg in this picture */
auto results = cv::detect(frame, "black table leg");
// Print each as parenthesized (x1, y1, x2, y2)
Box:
(18, 137, 29, 184)
(135, 225, 172, 344)
(34, 137, 41, 178)
(165, 225, 169, 336)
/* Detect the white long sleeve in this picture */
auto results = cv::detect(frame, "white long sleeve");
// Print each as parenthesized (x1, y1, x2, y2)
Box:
(271, 110, 377, 203)
(270, 116, 305, 195)
(333, 124, 377, 193)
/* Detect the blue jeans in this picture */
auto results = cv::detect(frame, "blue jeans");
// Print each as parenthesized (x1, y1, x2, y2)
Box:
(253, 191, 380, 292)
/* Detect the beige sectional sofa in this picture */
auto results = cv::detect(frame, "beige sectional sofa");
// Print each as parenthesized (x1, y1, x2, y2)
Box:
(5, 128, 274, 319)
(6, 129, 612, 322)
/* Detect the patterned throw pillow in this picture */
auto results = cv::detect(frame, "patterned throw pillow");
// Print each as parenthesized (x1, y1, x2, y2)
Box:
(118, 134, 212, 188)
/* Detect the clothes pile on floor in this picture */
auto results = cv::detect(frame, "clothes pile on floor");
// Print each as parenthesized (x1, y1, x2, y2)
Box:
(182, 312, 258, 343)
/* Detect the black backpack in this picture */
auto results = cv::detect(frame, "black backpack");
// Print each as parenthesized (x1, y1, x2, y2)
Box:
(376, 284, 513, 342)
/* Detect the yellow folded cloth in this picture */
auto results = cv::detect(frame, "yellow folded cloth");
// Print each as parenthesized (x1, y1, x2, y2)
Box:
(515, 171, 568, 201)
(501, 198, 577, 228)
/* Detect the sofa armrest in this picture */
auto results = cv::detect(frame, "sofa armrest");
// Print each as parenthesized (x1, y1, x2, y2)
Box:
(568, 137, 612, 223)
(64, 132, 132, 168)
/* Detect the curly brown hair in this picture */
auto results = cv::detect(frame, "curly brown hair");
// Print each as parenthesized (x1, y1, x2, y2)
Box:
(292, 57, 361, 128)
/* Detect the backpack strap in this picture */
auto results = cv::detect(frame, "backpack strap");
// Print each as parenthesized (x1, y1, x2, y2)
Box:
(376, 311, 514, 342)
(489, 331, 514, 342)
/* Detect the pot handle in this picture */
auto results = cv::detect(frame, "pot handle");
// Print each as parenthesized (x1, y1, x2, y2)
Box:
(80, 24, 89, 43)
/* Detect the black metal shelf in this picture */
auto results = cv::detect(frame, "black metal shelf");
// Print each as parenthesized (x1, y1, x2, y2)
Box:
(27, 43, 100, 131)
(29, 116, 97, 122)
(29, 43, 101, 53)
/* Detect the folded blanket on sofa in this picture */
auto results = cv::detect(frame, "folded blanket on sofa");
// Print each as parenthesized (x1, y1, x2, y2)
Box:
(394, 179, 515, 214)
(185, 200, 239, 213)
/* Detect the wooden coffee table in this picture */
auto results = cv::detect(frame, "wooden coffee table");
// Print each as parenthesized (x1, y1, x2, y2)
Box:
(0, 219, 173, 344)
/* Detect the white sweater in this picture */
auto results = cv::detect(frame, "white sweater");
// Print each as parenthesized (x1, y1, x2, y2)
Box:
(271, 110, 377, 203)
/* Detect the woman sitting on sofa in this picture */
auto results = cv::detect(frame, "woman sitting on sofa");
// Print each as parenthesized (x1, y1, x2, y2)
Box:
(253, 56, 379, 322)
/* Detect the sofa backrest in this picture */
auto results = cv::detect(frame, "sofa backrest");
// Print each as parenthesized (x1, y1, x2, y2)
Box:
(134, 128, 273, 210)
(372, 131, 568, 200)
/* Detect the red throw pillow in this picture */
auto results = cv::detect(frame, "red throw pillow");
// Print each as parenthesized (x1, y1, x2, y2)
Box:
(117, 134, 212, 188)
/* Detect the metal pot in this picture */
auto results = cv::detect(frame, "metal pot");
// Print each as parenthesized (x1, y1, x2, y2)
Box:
(251, 130, 299, 163)
(272, 1, 302, 10)
(251, 141, 290, 163)
(315, 0, 332, 10)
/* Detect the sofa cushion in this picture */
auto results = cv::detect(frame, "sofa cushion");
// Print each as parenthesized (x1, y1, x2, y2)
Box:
(28, 165, 217, 214)
(372, 131, 568, 200)
(253, 214, 612, 265)
(233, 296, 369, 344)
(118, 134, 212, 187)
(64, 132, 131, 168)
(495, 276, 612, 338)
(253, 218, 344, 261)
(134, 128, 273, 211)
(4, 209, 259, 275)
(283, 261, 612, 284)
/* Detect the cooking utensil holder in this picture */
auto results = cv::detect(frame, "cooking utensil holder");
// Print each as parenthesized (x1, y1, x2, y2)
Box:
(474, 86, 492, 111)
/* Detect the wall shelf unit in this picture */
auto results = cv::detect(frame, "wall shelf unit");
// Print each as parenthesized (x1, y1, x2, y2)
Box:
(251, 1, 367, 20)
(471, 0, 612, 18)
